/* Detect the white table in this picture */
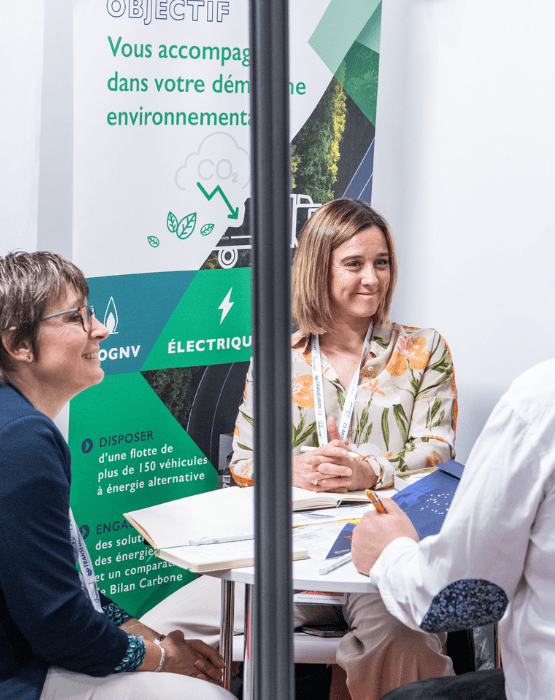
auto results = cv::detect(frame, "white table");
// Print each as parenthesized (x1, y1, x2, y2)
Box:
(206, 555, 378, 696)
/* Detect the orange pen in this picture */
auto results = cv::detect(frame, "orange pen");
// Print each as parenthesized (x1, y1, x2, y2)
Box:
(365, 489, 386, 514)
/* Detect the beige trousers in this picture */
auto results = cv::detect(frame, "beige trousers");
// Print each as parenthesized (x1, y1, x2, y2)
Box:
(141, 575, 454, 700)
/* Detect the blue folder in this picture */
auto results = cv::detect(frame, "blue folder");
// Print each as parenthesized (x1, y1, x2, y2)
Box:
(392, 460, 464, 540)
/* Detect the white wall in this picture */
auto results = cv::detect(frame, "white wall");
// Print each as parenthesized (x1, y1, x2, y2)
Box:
(0, 1, 44, 254)
(0, 0, 72, 258)
(373, 0, 555, 461)
(37, 0, 73, 259)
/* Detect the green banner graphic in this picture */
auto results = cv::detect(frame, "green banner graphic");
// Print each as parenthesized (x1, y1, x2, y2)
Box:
(69, 372, 217, 616)
(143, 267, 251, 370)
(87, 270, 196, 375)
(309, 0, 381, 76)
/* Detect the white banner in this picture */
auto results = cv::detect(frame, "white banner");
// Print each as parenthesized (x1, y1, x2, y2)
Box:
(73, 0, 331, 277)
(72, 0, 382, 614)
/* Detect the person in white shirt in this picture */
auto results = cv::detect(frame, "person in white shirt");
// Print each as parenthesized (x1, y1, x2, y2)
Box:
(352, 359, 555, 700)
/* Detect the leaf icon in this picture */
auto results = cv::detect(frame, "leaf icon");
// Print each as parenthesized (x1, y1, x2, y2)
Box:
(167, 211, 178, 233)
(176, 212, 197, 239)
(200, 223, 214, 236)
(148, 236, 160, 248)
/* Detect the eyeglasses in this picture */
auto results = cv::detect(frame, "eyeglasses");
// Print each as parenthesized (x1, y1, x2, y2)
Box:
(40, 306, 96, 334)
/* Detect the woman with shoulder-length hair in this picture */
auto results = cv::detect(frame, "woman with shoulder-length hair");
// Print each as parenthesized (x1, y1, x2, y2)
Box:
(230, 198, 458, 699)
(0, 251, 234, 700)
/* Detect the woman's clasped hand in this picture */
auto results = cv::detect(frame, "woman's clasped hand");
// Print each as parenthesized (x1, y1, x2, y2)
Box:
(140, 631, 225, 683)
(292, 416, 378, 492)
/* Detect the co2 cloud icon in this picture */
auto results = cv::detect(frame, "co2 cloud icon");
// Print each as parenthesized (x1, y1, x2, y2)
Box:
(175, 131, 250, 193)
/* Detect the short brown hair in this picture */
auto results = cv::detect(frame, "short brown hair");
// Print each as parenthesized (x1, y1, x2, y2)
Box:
(0, 251, 89, 382)
(292, 198, 398, 334)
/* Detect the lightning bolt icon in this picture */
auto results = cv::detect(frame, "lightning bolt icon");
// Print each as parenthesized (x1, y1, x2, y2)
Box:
(219, 288, 234, 324)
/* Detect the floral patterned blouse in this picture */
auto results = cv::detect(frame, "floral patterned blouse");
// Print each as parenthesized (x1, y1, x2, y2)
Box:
(230, 322, 457, 490)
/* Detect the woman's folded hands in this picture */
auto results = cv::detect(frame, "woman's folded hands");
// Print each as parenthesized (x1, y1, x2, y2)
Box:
(131, 624, 225, 684)
(292, 416, 378, 493)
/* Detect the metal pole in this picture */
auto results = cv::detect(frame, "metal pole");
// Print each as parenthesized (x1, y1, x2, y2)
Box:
(249, 0, 294, 698)
(219, 580, 234, 690)
(243, 583, 254, 698)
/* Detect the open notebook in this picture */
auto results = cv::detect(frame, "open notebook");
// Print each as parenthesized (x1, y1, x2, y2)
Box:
(136, 528, 326, 574)
(124, 485, 373, 572)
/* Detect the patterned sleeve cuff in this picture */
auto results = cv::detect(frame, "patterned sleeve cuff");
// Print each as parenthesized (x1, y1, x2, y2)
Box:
(113, 634, 146, 673)
(102, 601, 134, 626)
(230, 459, 254, 487)
(370, 456, 394, 490)
(420, 579, 509, 633)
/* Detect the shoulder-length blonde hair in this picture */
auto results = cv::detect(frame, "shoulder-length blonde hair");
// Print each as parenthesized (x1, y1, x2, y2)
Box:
(292, 198, 397, 335)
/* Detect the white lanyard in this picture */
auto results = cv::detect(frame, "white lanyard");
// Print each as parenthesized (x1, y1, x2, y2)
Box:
(311, 323, 373, 446)
(69, 508, 103, 613)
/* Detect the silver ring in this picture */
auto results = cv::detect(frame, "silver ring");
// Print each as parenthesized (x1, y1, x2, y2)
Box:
(312, 479, 319, 486)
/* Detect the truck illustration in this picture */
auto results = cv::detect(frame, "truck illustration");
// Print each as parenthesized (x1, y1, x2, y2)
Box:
(213, 193, 322, 268)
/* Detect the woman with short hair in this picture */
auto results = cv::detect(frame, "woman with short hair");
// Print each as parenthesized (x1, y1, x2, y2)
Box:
(0, 251, 234, 700)
(230, 198, 457, 699)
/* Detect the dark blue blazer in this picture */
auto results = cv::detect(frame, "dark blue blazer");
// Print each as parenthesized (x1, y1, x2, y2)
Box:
(0, 384, 128, 700)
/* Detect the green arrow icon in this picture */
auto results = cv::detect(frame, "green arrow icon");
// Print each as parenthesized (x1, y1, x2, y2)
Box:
(197, 182, 239, 220)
